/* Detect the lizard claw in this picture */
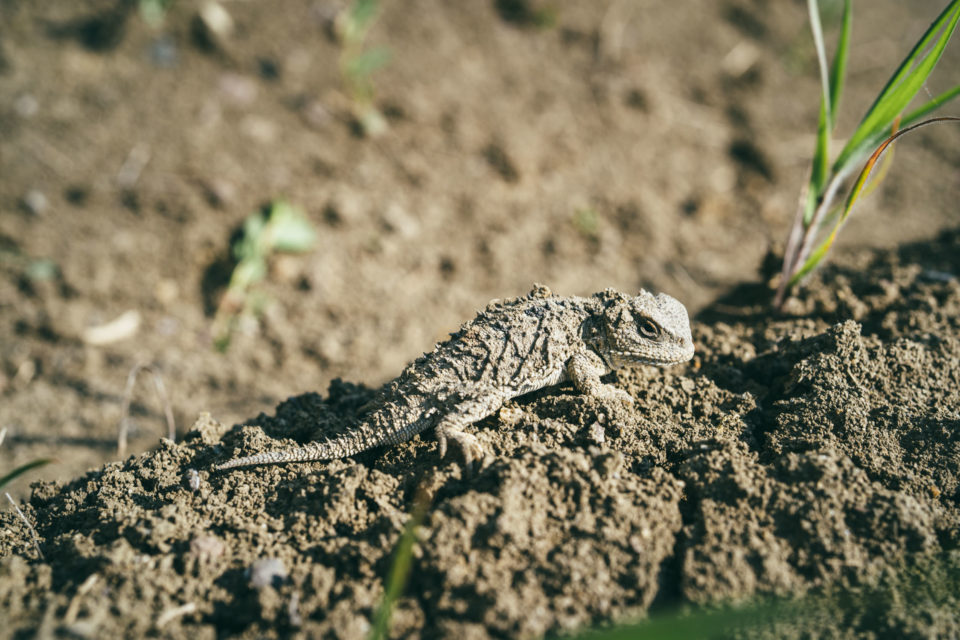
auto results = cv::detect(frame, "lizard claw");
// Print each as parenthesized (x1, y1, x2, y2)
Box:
(436, 429, 484, 471)
(601, 385, 634, 404)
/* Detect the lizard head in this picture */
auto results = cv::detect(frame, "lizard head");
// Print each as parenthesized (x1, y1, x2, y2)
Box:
(595, 289, 695, 368)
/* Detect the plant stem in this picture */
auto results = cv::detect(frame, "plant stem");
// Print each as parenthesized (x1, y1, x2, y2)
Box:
(774, 163, 855, 309)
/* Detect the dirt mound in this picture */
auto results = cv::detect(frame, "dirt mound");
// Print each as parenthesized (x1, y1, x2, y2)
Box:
(2, 231, 959, 638)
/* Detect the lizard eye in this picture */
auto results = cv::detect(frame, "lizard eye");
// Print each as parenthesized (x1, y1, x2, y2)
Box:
(637, 318, 661, 340)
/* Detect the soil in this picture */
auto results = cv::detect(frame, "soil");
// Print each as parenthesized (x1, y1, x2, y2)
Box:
(1, 1, 960, 638)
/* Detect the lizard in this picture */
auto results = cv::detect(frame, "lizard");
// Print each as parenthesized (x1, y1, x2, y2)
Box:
(214, 285, 694, 471)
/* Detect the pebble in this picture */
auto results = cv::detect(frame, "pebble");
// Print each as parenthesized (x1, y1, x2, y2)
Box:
(248, 557, 287, 589)
(21, 190, 48, 215)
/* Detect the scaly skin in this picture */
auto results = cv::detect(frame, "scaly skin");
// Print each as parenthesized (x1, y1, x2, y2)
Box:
(214, 285, 694, 471)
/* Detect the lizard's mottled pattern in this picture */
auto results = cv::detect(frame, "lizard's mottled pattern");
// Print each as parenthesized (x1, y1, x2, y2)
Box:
(214, 285, 694, 471)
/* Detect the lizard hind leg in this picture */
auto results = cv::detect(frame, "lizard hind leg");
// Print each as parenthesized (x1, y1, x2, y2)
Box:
(434, 396, 503, 470)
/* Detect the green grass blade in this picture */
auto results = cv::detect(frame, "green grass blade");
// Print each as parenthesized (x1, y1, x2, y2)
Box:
(828, 0, 852, 125)
(808, 0, 833, 129)
(345, 46, 391, 80)
(808, 97, 831, 222)
(368, 491, 429, 640)
(790, 116, 960, 287)
(570, 598, 796, 640)
(854, 84, 960, 160)
(0, 459, 54, 490)
(852, 0, 959, 125)
(349, 0, 380, 30)
(902, 83, 960, 126)
(835, 0, 960, 169)
(806, 0, 832, 216)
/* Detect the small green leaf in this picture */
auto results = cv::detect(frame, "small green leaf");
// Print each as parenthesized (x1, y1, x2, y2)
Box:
(266, 201, 316, 253)
(573, 207, 600, 237)
(25, 259, 58, 282)
(348, 0, 380, 34)
(229, 256, 267, 290)
(234, 212, 267, 261)
(345, 46, 391, 81)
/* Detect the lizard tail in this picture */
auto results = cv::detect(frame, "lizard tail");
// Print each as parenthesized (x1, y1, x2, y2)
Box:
(213, 431, 375, 471)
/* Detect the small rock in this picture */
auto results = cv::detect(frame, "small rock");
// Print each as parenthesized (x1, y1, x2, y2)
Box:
(154, 279, 179, 306)
(13, 94, 38, 118)
(189, 535, 225, 563)
(219, 73, 257, 105)
(148, 36, 178, 68)
(199, 177, 236, 208)
(241, 115, 277, 143)
(588, 421, 605, 445)
(20, 190, 48, 215)
(379, 203, 419, 238)
(248, 557, 287, 589)
(186, 468, 201, 492)
(301, 99, 333, 129)
(287, 592, 303, 627)
(193, 1, 234, 50)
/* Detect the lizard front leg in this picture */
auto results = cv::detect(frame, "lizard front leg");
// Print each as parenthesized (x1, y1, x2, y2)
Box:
(434, 394, 503, 470)
(566, 351, 634, 404)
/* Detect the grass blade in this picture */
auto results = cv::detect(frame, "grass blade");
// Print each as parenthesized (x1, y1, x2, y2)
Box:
(0, 458, 54, 490)
(789, 116, 960, 287)
(808, 0, 833, 130)
(809, 97, 831, 220)
(570, 598, 798, 640)
(806, 0, 832, 219)
(828, 0, 852, 124)
(368, 489, 429, 640)
(835, 0, 960, 168)
(902, 83, 960, 126)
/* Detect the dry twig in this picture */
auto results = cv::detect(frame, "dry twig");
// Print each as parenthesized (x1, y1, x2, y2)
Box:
(117, 363, 176, 457)
(5, 492, 43, 560)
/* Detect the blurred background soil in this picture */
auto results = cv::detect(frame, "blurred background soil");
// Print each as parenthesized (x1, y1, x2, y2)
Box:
(1, 0, 959, 515)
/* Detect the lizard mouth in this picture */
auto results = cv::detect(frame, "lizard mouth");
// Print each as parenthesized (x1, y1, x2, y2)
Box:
(608, 348, 694, 367)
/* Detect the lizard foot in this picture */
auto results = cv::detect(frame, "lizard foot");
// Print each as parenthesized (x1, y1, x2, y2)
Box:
(436, 428, 485, 471)
(598, 384, 634, 404)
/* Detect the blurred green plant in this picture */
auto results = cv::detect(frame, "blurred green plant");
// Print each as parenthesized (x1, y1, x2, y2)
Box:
(0, 242, 59, 285)
(0, 427, 53, 560)
(494, 0, 558, 28)
(774, 0, 960, 308)
(572, 207, 600, 238)
(0, 459, 53, 492)
(567, 599, 792, 640)
(139, 0, 174, 28)
(368, 487, 429, 640)
(335, 0, 391, 137)
(568, 551, 960, 639)
(24, 259, 58, 282)
(213, 200, 316, 351)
